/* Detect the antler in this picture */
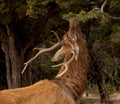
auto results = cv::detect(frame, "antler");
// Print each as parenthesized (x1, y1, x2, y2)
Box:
(22, 31, 62, 74)
(52, 50, 75, 78)
(52, 40, 79, 77)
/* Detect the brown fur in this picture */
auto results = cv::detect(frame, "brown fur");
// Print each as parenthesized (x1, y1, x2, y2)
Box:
(0, 80, 76, 104)
(56, 38, 88, 103)
(0, 22, 88, 104)
(55, 22, 88, 103)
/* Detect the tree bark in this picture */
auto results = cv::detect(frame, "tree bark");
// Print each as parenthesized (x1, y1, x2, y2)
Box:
(1, 27, 23, 88)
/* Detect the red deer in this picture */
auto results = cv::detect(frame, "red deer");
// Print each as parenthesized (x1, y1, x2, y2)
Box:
(0, 21, 88, 104)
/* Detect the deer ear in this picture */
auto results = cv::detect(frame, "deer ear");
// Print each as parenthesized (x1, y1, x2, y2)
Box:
(68, 41, 79, 60)
(71, 34, 78, 42)
(51, 47, 65, 62)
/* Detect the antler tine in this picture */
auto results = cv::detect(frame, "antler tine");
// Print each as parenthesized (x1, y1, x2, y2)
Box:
(52, 50, 75, 77)
(69, 39, 79, 60)
(51, 31, 61, 42)
(22, 35, 63, 74)
(55, 64, 68, 78)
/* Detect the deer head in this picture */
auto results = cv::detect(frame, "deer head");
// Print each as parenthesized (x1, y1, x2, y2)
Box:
(22, 22, 81, 77)
(51, 32, 80, 77)
(52, 32, 80, 61)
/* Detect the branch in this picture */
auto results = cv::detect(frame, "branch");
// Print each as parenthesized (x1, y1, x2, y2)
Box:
(100, 0, 120, 20)
(101, 0, 108, 13)
(104, 12, 120, 20)
(100, 0, 108, 18)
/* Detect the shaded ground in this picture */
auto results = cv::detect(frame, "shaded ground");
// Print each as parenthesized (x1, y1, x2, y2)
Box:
(82, 93, 120, 104)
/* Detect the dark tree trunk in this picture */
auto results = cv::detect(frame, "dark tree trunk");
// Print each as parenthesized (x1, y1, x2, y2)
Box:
(89, 51, 109, 104)
(1, 27, 24, 88)
(96, 70, 109, 104)
(1, 27, 34, 88)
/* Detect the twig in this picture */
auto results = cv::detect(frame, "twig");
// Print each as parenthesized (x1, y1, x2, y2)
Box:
(101, 0, 108, 13)
(104, 12, 120, 20)
(100, 0, 108, 18)
(100, 0, 120, 20)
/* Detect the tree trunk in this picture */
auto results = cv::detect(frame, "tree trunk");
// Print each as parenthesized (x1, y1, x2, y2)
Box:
(89, 51, 109, 104)
(96, 71, 109, 104)
(0, 25, 33, 89)
(1, 28, 24, 88)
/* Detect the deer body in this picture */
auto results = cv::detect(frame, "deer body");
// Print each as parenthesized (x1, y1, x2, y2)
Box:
(0, 80, 76, 104)
(0, 22, 88, 104)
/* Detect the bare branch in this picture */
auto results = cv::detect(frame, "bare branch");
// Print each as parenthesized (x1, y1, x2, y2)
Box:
(101, 0, 108, 13)
(100, 0, 120, 20)
(52, 50, 75, 77)
(104, 12, 120, 20)
(22, 40, 63, 74)
(100, 0, 108, 18)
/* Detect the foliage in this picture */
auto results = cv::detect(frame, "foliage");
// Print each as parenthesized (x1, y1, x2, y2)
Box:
(110, 24, 120, 44)
(62, 8, 101, 23)
(0, 0, 27, 24)
(26, 0, 49, 18)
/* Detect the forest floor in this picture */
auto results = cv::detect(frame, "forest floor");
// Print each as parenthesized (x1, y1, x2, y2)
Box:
(82, 92, 120, 104)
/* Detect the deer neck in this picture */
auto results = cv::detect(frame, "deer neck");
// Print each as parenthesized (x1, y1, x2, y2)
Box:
(55, 41, 88, 101)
